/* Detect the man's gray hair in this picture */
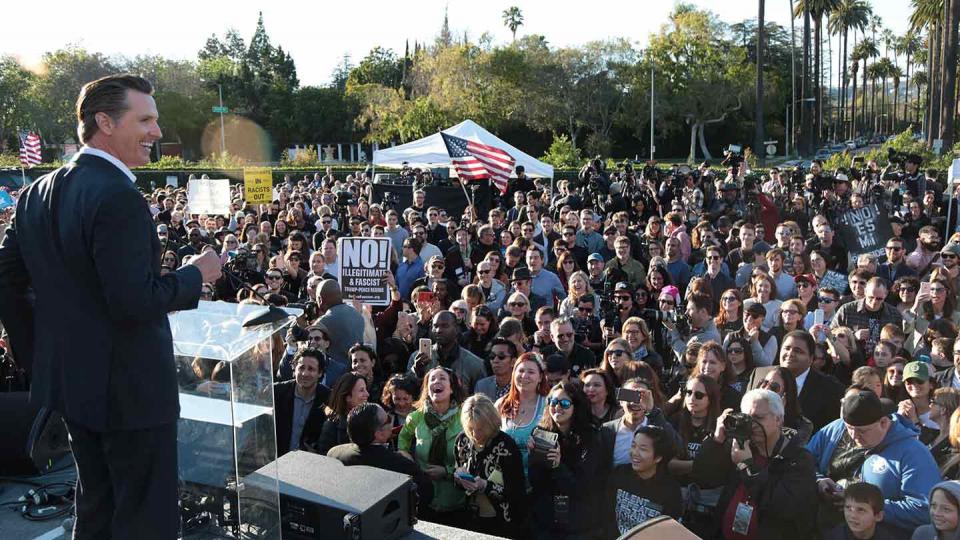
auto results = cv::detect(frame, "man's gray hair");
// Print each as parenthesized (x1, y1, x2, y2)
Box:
(741, 388, 784, 419)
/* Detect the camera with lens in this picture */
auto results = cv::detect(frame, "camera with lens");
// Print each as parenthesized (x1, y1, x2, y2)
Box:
(335, 190, 356, 208)
(887, 147, 907, 166)
(225, 248, 257, 273)
(723, 412, 756, 443)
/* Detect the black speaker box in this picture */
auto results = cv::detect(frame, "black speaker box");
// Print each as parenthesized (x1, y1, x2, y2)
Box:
(0, 392, 71, 475)
(246, 450, 416, 540)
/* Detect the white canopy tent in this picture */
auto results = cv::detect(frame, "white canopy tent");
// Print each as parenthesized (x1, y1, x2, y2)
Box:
(372, 119, 554, 179)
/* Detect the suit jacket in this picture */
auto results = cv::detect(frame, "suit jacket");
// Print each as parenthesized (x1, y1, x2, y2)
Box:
(326, 443, 434, 507)
(748, 366, 844, 432)
(0, 153, 202, 431)
(273, 380, 330, 456)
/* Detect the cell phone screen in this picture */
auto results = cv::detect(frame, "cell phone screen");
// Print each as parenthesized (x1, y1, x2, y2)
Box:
(615, 387, 643, 403)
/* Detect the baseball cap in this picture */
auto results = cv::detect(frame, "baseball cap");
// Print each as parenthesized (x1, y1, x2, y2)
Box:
(587, 253, 604, 264)
(841, 390, 884, 427)
(941, 243, 960, 257)
(903, 361, 930, 382)
(614, 282, 633, 295)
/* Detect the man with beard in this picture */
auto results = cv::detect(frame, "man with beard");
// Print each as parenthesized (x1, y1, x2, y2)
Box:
(408, 310, 486, 393)
(936, 243, 960, 291)
(906, 226, 942, 275)
(697, 245, 735, 309)
(805, 217, 848, 273)
(876, 237, 916, 285)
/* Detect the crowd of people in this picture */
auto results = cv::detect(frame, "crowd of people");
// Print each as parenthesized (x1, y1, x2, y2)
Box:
(8, 148, 960, 540)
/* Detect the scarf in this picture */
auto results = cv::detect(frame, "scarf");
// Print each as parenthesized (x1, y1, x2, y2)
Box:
(424, 400, 459, 466)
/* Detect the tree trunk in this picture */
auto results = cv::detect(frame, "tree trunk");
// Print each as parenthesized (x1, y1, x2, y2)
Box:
(862, 58, 869, 136)
(813, 16, 822, 148)
(851, 64, 859, 140)
(941, 0, 960, 149)
(688, 121, 700, 163)
(698, 123, 713, 160)
(755, 0, 766, 166)
(904, 51, 911, 131)
(929, 23, 942, 145)
(893, 77, 900, 133)
(841, 30, 849, 139)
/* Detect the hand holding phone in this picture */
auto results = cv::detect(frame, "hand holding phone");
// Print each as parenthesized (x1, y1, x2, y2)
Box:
(419, 338, 432, 356)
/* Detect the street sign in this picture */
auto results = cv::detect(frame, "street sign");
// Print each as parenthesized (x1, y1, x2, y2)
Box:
(212, 106, 229, 114)
(765, 144, 777, 156)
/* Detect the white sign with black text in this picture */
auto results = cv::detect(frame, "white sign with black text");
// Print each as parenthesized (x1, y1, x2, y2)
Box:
(337, 237, 392, 306)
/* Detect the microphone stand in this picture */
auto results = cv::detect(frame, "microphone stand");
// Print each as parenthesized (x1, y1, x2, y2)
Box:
(219, 266, 293, 328)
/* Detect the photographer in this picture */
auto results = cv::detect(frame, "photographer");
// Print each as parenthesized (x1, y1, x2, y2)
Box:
(883, 151, 925, 198)
(215, 246, 265, 301)
(691, 390, 818, 540)
(666, 293, 721, 361)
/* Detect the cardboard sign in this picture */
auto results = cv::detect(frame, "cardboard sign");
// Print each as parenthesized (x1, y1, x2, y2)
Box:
(337, 237, 392, 306)
(835, 204, 893, 261)
(819, 270, 849, 293)
(244, 168, 273, 204)
(186, 179, 231, 215)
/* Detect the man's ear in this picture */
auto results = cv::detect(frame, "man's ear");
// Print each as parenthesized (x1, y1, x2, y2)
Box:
(95, 112, 115, 136)
(876, 510, 884, 522)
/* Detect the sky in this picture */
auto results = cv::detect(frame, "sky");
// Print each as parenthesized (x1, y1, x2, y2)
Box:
(4, 0, 913, 87)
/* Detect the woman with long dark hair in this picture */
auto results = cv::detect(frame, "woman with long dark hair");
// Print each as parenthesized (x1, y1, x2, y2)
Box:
(724, 336, 755, 394)
(316, 372, 369, 455)
(528, 381, 605, 540)
(580, 368, 618, 425)
(714, 289, 744, 339)
(692, 341, 741, 411)
(462, 305, 499, 360)
(667, 375, 722, 477)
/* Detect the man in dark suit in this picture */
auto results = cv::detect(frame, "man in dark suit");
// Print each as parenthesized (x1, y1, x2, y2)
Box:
(327, 403, 434, 507)
(747, 330, 844, 432)
(0, 74, 221, 540)
(274, 348, 330, 456)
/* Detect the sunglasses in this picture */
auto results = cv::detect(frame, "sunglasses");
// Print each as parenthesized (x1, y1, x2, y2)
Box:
(266, 275, 283, 280)
(578, 307, 594, 313)
(548, 397, 573, 409)
(943, 254, 958, 260)
(308, 335, 328, 342)
(490, 353, 512, 360)
(727, 347, 744, 354)
(818, 297, 835, 303)
(721, 296, 737, 302)
(615, 296, 632, 302)
(797, 282, 811, 289)
(608, 349, 628, 357)
(478, 269, 491, 275)
(508, 302, 527, 307)
(759, 380, 782, 393)
(682, 389, 706, 400)
(885, 246, 903, 251)
(707, 255, 721, 260)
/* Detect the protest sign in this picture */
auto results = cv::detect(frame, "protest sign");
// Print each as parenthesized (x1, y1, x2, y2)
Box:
(819, 270, 848, 293)
(835, 204, 893, 261)
(244, 168, 273, 204)
(337, 237, 392, 306)
(165, 175, 178, 188)
(186, 179, 231, 215)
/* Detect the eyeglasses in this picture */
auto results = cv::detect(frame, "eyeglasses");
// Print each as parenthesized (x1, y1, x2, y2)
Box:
(797, 282, 811, 289)
(727, 347, 744, 354)
(782, 309, 800, 315)
(818, 296, 835, 303)
(266, 275, 283, 280)
(931, 287, 948, 294)
(721, 296, 737, 302)
(682, 389, 706, 400)
(490, 353, 511, 361)
(899, 287, 918, 294)
(944, 254, 958, 260)
(308, 335, 328, 342)
(759, 380, 782, 393)
(547, 397, 573, 409)
(608, 349, 628, 357)
(432, 264, 445, 270)
(615, 296, 631, 302)
(578, 307, 594, 313)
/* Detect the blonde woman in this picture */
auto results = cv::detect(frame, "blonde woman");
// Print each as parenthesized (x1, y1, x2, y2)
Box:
(557, 271, 597, 318)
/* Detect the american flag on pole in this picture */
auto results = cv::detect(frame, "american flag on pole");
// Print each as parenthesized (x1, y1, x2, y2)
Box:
(18, 132, 41, 168)
(441, 132, 515, 194)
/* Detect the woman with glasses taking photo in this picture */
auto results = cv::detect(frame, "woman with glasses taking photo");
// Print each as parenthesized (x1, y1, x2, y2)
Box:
(528, 381, 605, 540)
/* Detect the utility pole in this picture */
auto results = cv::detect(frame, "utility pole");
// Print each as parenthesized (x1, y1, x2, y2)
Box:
(650, 65, 655, 161)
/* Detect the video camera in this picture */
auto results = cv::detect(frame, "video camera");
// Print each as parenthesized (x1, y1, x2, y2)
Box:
(639, 308, 690, 337)
(225, 248, 257, 274)
(723, 412, 756, 443)
(722, 145, 745, 175)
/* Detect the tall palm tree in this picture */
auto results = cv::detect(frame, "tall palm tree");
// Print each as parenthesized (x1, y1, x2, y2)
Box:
(868, 15, 882, 133)
(940, 0, 959, 148)
(850, 54, 861, 138)
(829, 0, 871, 140)
(913, 70, 929, 125)
(502, 6, 524, 42)
(853, 38, 879, 134)
(874, 58, 896, 135)
(756, 0, 767, 165)
(911, 0, 944, 143)
(898, 33, 922, 130)
(890, 64, 904, 132)
(796, 0, 842, 146)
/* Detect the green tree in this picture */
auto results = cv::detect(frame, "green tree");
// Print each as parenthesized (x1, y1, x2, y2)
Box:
(346, 47, 403, 90)
(502, 7, 524, 42)
(0, 56, 40, 151)
(34, 46, 117, 142)
(829, 0, 871, 139)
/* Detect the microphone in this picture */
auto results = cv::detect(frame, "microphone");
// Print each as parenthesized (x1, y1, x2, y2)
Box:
(219, 266, 293, 328)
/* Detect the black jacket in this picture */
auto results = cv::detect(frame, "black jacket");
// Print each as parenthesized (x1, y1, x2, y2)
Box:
(599, 409, 682, 472)
(692, 429, 818, 540)
(316, 415, 350, 456)
(748, 366, 844, 432)
(0, 154, 202, 431)
(273, 380, 330, 456)
(528, 426, 606, 539)
(327, 442, 434, 508)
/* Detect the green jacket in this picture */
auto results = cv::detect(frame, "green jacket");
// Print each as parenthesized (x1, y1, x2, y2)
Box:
(398, 407, 465, 512)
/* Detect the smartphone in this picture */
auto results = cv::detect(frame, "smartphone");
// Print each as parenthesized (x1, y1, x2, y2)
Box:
(853, 156, 865, 163)
(419, 338, 432, 356)
(920, 281, 931, 297)
(615, 387, 645, 403)
(415, 291, 435, 304)
(814, 309, 824, 326)
(454, 471, 476, 482)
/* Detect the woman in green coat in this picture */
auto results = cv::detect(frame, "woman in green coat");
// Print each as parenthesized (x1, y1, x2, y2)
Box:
(399, 367, 467, 524)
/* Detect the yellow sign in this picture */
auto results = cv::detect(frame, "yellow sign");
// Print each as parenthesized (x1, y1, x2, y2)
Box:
(243, 168, 273, 204)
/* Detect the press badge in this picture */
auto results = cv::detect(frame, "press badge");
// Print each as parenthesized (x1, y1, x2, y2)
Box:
(732, 501, 753, 535)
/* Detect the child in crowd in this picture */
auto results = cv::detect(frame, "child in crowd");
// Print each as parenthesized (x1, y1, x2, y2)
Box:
(912, 480, 960, 540)
(824, 482, 896, 540)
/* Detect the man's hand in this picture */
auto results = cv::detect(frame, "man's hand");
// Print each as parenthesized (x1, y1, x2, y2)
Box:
(188, 250, 222, 283)
(730, 439, 753, 465)
(854, 328, 870, 342)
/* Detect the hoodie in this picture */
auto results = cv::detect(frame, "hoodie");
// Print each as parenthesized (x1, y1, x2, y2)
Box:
(910, 480, 960, 540)
(807, 416, 941, 534)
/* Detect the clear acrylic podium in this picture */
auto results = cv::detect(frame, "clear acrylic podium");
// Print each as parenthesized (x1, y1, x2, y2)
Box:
(170, 300, 296, 540)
